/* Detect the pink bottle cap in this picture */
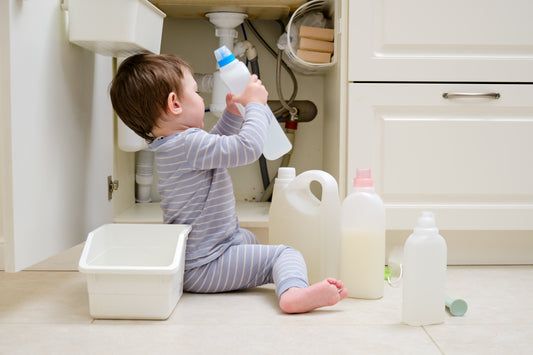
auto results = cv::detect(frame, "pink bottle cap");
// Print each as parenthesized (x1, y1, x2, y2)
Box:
(353, 168, 374, 187)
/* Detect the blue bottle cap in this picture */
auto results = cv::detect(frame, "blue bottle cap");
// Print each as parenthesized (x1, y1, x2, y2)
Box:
(214, 45, 236, 67)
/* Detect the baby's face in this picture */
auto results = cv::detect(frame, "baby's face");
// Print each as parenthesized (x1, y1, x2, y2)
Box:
(178, 70, 205, 129)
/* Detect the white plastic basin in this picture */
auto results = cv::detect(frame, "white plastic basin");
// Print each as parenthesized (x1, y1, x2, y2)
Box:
(79, 223, 190, 320)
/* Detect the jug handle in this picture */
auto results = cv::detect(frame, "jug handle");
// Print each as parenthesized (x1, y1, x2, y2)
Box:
(290, 170, 339, 204)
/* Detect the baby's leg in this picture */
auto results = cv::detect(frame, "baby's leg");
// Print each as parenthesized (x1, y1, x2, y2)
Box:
(183, 243, 293, 293)
(279, 278, 349, 314)
(233, 228, 259, 245)
(272, 248, 348, 313)
(183, 233, 348, 313)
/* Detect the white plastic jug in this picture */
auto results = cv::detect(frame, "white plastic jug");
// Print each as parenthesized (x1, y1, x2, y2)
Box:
(269, 167, 341, 284)
(402, 211, 447, 326)
(340, 168, 385, 299)
(214, 45, 292, 161)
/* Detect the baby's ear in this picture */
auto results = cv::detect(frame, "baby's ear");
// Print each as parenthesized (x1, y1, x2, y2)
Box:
(167, 92, 182, 114)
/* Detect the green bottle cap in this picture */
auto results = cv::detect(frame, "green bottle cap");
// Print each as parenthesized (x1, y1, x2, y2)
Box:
(384, 267, 391, 281)
(445, 295, 468, 316)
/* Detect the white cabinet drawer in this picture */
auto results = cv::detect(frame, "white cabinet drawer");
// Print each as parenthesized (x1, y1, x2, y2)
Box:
(347, 83, 533, 230)
(348, 0, 533, 82)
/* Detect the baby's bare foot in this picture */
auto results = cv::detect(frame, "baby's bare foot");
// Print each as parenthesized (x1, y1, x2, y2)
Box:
(279, 278, 349, 314)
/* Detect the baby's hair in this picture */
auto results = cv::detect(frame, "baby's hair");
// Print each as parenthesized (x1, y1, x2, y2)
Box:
(110, 53, 192, 142)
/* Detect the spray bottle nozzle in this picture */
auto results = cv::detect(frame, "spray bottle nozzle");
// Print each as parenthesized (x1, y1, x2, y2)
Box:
(214, 45, 235, 67)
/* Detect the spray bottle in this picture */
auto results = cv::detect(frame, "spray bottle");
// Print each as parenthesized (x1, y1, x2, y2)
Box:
(340, 168, 385, 299)
(402, 211, 447, 326)
(214, 45, 292, 161)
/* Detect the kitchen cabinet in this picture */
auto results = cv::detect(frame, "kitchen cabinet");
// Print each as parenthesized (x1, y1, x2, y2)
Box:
(343, 0, 533, 260)
(348, 83, 533, 230)
(348, 0, 533, 82)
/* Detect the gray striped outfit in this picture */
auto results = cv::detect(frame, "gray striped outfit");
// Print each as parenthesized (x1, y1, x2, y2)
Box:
(149, 103, 308, 298)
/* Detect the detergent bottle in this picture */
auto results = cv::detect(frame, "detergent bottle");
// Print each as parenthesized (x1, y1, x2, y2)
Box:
(214, 45, 292, 161)
(402, 211, 447, 326)
(269, 167, 341, 284)
(340, 168, 385, 299)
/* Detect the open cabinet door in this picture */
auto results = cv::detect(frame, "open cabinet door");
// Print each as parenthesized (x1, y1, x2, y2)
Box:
(1, 0, 114, 272)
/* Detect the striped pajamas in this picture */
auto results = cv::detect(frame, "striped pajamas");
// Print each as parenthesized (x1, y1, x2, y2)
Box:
(183, 229, 308, 298)
(149, 103, 309, 298)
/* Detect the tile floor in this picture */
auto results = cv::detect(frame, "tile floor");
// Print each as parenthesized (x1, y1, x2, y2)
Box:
(0, 266, 532, 354)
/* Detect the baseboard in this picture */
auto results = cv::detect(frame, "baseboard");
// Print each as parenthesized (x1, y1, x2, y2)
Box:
(0, 242, 85, 272)
(27, 243, 86, 271)
(386, 230, 533, 265)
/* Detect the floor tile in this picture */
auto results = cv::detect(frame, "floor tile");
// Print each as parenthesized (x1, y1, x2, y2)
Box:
(0, 323, 440, 355)
(0, 271, 92, 324)
(1, 266, 532, 355)
(444, 266, 533, 325)
(425, 323, 533, 355)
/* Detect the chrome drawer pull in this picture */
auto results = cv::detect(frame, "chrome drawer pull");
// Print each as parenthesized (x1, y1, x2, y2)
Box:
(443, 92, 500, 99)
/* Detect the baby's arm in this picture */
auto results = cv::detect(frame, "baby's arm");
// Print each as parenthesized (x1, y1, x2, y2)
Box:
(185, 103, 269, 169)
(210, 75, 269, 137)
(210, 107, 244, 137)
(184, 87, 271, 168)
(222, 74, 267, 118)
(232, 74, 268, 108)
(209, 74, 268, 136)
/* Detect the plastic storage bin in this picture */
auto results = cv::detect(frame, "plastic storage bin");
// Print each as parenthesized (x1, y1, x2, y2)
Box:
(79, 223, 190, 320)
(68, 0, 166, 57)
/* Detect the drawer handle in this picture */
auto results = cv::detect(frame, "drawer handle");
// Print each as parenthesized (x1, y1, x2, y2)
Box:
(443, 92, 500, 99)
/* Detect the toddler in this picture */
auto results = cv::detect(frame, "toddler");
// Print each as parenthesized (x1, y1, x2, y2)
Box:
(110, 53, 348, 313)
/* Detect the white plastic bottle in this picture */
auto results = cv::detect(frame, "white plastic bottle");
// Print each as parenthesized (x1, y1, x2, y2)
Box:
(214, 45, 292, 161)
(402, 211, 447, 326)
(340, 168, 385, 299)
(269, 167, 341, 284)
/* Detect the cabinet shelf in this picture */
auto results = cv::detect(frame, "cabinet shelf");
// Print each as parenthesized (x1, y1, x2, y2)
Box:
(114, 201, 270, 229)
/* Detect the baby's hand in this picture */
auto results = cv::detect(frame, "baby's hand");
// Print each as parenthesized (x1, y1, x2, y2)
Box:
(225, 93, 242, 117)
(233, 75, 268, 107)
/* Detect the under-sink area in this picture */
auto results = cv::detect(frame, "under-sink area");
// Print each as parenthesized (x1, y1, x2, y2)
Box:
(148, 0, 307, 19)
(109, 0, 338, 242)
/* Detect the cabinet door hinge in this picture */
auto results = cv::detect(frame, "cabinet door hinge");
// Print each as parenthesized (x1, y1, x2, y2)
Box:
(108, 176, 119, 200)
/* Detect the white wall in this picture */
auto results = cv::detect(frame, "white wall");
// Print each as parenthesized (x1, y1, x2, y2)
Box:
(1, 0, 114, 271)
(0, 0, 10, 270)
